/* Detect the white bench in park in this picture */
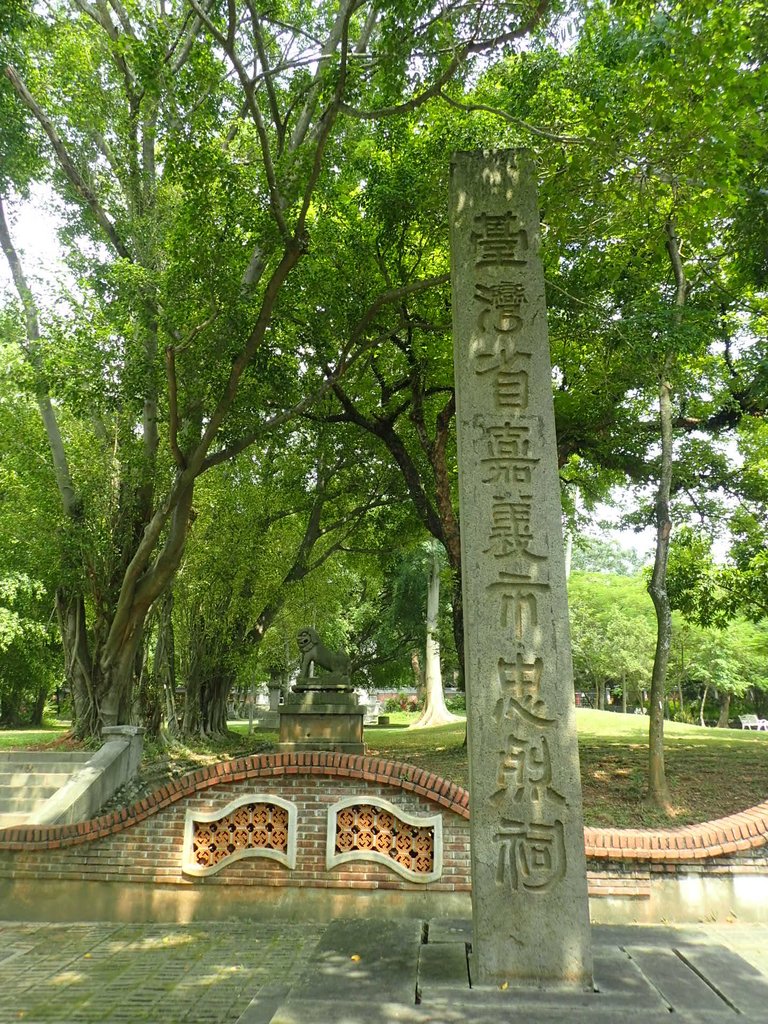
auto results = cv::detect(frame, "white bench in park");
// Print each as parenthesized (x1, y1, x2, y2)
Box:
(738, 714, 768, 731)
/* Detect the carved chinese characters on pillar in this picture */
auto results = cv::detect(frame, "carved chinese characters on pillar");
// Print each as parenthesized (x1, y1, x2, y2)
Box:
(452, 151, 592, 985)
(494, 819, 566, 894)
(469, 208, 565, 896)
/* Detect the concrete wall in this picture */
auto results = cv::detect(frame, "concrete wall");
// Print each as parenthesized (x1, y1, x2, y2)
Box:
(30, 726, 145, 827)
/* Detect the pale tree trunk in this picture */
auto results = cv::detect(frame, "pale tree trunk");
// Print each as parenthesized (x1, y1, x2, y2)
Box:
(410, 650, 424, 695)
(410, 541, 461, 729)
(699, 684, 709, 728)
(621, 672, 628, 714)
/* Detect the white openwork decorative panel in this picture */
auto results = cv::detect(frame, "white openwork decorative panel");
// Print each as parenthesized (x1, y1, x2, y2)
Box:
(326, 796, 443, 883)
(182, 794, 297, 877)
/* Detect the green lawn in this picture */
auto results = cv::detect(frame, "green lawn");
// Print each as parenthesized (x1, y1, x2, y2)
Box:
(575, 709, 768, 827)
(6, 710, 768, 829)
(0, 723, 72, 750)
(230, 710, 768, 828)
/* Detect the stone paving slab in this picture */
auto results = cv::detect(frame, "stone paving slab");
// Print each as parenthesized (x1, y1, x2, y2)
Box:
(0, 921, 325, 1024)
(263, 998, 752, 1024)
(2, 919, 768, 1024)
(279, 919, 423, 1003)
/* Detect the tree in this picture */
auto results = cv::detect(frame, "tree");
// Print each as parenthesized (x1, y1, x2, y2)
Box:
(0, 372, 64, 725)
(0, 573, 59, 726)
(571, 536, 646, 576)
(675, 619, 768, 728)
(408, 539, 461, 728)
(569, 572, 654, 710)
(488, 0, 767, 810)
(1, 0, 555, 737)
(173, 424, 399, 737)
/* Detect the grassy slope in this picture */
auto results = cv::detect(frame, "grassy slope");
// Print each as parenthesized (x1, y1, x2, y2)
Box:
(0, 724, 72, 749)
(4, 711, 768, 829)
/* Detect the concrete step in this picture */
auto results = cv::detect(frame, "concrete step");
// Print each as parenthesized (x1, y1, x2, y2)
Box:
(0, 772, 74, 788)
(0, 755, 91, 772)
(0, 765, 83, 815)
(0, 783, 62, 802)
(0, 797, 46, 813)
(0, 811, 30, 829)
(0, 748, 92, 760)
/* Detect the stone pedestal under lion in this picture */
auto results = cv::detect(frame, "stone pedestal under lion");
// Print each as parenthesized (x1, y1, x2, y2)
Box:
(277, 628, 365, 754)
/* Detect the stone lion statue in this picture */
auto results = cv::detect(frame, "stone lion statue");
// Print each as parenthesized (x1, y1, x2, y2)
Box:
(297, 627, 351, 678)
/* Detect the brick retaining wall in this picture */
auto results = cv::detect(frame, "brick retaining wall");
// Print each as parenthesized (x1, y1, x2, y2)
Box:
(1, 753, 767, 917)
(0, 754, 470, 895)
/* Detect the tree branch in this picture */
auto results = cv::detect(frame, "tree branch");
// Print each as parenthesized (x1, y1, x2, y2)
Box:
(165, 346, 186, 469)
(188, 0, 290, 239)
(0, 197, 83, 520)
(247, 2, 285, 149)
(437, 90, 594, 144)
(4, 66, 131, 261)
(200, 273, 449, 471)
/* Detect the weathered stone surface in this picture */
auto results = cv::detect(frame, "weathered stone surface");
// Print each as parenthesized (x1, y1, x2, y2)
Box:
(278, 690, 364, 753)
(295, 627, 353, 692)
(450, 150, 592, 987)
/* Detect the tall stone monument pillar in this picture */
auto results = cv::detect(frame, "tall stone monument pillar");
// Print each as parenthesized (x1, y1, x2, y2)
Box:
(450, 151, 593, 988)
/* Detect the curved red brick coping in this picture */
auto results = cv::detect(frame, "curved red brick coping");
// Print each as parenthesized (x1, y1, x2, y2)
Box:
(585, 800, 768, 861)
(0, 752, 469, 851)
(1, 750, 766, 863)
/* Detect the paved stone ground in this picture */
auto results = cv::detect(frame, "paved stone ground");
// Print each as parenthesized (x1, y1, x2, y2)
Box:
(2, 920, 768, 1024)
(0, 921, 325, 1024)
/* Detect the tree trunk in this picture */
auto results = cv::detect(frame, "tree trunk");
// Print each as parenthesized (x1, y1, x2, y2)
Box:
(180, 618, 235, 739)
(410, 541, 460, 729)
(410, 649, 423, 693)
(182, 631, 205, 737)
(56, 589, 100, 737)
(699, 684, 709, 728)
(30, 684, 48, 727)
(645, 218, 687, 813)
(676, 682, 685, 721)
(646, 356, 674, 812)
(717, 691, 731, 728)
(157, 591, 178, 735)
(99, 628, 144, 727)
(202, 675, 232, 737)
(0, 691, 21, 727)
(139, 592, 176, 737)
(621, 672, 628, 714)
(450, 571, 465, 689)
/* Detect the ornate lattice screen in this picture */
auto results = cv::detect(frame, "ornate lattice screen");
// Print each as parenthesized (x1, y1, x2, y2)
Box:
(182, 795, 297, 876)
(327, 798, 443, 883)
